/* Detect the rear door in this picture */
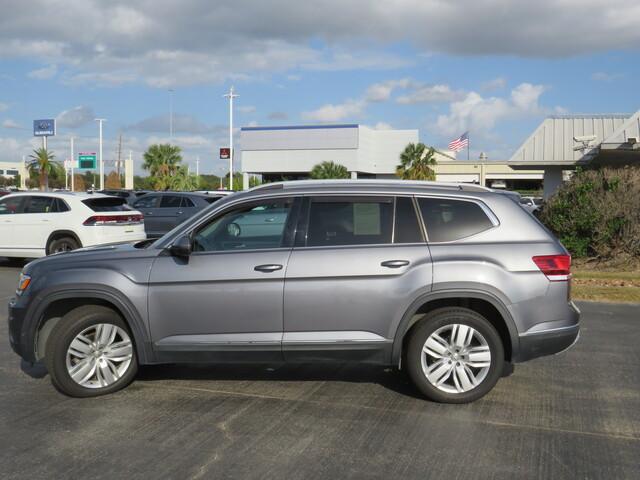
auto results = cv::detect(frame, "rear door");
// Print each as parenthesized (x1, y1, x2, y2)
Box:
(155, 194, 183, 233)
(176, 195, 201, 225)
(133, 194, 161, 237)
(282, 195, 433, 363)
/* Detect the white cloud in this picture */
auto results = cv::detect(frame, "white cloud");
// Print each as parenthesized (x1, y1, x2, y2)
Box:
(434, 83, 548, 138)
(56, 105, 96, 128)
(396, 84, 463, 104)
(0, 102, 8, 112)
(302, 99, 366, 122)
(286, 74, 301, 81)
(2, 119, 22, 129)
(27, 64, 57, 79)
(591, 72, 623, 82)
(2, 1, 636, 87)
(237, 105, 256, 114)
(268, 111, 289, 121)
(481, 77, 506, 91)
(364, 78, 413, 102)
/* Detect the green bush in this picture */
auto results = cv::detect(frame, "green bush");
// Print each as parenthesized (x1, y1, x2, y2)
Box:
(540, 166, 640, 259)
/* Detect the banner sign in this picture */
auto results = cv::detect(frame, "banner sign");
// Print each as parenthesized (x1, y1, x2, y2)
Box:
(33, 119, 56, 137)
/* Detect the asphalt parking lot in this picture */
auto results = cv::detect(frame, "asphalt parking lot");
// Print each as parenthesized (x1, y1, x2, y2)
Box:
(0, 259, 638, 479)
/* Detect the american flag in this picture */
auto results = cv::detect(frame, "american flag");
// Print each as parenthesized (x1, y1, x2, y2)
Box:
(448, 131, 469, 152)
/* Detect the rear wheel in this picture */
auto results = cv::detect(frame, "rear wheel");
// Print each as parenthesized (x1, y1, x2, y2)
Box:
(405, 307, 504, 403)
(44, 306, 138, 397)
(47, 236, 80, 255)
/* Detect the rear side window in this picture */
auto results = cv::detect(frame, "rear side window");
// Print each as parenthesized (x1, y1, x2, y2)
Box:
(82, 197, 132, 212)
(0, 196, 25, 214)
(394, 197, 423, 243)
(133, 195, 159, 209)
(51, 198, 70, 212)
(307, 197, 393, 247)
(181, 197, 196, 208)
(24, 196, 54, 213)
(160, 195, 183, 208)
(204, 196, 223, 204)
(418, 197, 494, 243)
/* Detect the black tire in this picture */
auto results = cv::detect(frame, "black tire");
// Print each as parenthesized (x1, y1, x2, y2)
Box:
(44, 305, 138, 397)
(47, 236, 80, 255)
(405, 307, 504, 404)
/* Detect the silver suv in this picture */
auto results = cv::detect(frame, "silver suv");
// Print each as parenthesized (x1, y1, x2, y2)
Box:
(8, 180, 579, 403)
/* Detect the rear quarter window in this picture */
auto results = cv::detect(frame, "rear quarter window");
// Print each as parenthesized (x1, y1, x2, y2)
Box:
(82, 197, 132, 212)
(418, 197, 495, 243)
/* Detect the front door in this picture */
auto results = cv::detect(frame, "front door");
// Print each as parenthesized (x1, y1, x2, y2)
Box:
(148, 196, 299, 362)
(0, 196, 26, 251)
(283, 196, 433, 363)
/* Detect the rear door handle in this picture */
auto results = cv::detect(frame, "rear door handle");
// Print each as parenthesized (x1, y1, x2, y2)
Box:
(254, 264, 283, 273)
(381, 260, 410, 268)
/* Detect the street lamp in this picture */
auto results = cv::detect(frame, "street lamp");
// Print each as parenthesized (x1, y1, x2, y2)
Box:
(94, 118, 107, 190)
(168, 88, 174, 142)
(223, 86, 238, 190)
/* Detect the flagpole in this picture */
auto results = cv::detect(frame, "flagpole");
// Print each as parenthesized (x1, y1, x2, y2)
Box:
(467, 134, 470, 161)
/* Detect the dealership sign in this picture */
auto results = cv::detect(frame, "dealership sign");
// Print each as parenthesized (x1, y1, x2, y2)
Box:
(33, 119, 56, 137)
(78, 153, 97, 170)
(220, 147, 230, 159)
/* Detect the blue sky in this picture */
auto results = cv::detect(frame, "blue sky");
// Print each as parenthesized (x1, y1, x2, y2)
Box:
(0, 1, 638, 175)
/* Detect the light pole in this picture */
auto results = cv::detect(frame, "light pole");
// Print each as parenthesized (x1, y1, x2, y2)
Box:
(223, 86, 238, 190)
(95, 118, 106, 190)
(168, 88, 174, 142)
(69, 136, 75, 191)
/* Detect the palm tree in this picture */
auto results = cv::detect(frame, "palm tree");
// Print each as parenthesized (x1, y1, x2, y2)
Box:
(28, 147, 61, 191)
(142, 144, 182, 178)
(396, 143, 437, 181)
(167, 166, 198, 191)
(310, 161, 350, 179)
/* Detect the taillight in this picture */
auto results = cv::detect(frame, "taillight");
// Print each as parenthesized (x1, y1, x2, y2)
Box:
(532, 254, 571, 281)
(83, 214, 144, 226)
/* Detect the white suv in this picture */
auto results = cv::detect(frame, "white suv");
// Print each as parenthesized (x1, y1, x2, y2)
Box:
(0, 192, 146, 258)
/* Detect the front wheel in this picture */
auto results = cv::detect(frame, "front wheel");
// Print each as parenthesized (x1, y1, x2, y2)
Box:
(405, 307, 504, 403)
(44, 306, 138, 397)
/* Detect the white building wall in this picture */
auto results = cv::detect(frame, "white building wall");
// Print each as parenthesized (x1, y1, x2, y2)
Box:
(358, 127, 418, 174)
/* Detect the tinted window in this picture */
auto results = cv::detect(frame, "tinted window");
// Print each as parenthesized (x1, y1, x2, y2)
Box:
(395, 197, 423, 243)
(307, 197, 393, 247)
(160, 195, 182, 208)
(204, 196, 223, 204)
(418, 197, 494, 243)
(52, 198, 70, 212)
(181, 197, 196, 208)
(193, 199, 293, 252)
(0, 196, 25, 214)
(133, 195, 159, 209)
(24, 196, 54, 213)
(82, 197, 132, 212)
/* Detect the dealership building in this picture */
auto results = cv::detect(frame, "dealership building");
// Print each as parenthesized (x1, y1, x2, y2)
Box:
(0, 161, 27, 189)
(240, 109, 640, 197)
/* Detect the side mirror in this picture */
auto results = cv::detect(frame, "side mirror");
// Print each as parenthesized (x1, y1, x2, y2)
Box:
(169, 234, 192, 257)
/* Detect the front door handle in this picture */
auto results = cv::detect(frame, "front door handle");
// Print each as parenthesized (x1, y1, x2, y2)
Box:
(381, 260, 410, 268)
(254, 264, 283, 273)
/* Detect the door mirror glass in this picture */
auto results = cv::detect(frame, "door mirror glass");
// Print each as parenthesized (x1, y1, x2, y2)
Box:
(169, 234, 192, 257)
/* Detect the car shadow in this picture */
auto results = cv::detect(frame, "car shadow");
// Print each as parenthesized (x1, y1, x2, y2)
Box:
(136, 362, 425, 400)
(0, 258, 30, 268)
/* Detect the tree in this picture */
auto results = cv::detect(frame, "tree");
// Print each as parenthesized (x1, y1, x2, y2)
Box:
(27, 147, 62, 190)
(310, 161, 350, 179)
(142, 144, 182, 178)
(166, 166, 198, 191)
(105, 171, 122, 189)
(73, 174, 86, 192)
(396, 143, 437, 181)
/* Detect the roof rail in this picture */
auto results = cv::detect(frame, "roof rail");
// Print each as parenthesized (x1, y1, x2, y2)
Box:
(249, 179, 491, 193)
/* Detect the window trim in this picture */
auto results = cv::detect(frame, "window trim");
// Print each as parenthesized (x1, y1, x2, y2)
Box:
(415, 195, 499, 244)
(188, 196, 301, 255)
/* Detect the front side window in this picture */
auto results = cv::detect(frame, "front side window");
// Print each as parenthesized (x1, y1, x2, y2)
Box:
(306, 197, 393, 247)
(193, 198, 293, 252)
(24, 196, 54, 213)
(418, 197, 494, 243)
(0, 196, 25, 215)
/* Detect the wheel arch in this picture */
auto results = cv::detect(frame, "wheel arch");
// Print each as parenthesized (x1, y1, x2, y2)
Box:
(392, 290, 519, 365)
(45, 230, 82, 254)
(32, 288, 153, 364)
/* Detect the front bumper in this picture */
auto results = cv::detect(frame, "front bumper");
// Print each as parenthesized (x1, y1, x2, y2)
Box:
(514, 301, 580, 362)
(7, 298, 29, 359)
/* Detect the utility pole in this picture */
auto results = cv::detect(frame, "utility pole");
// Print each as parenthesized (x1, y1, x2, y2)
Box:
(116, 134, 122, 177)
(95, 118, 106, 190)
(169, 88, 174, 142)
(223, 86, 238, 190)
(196, 155, 200, 179)
(70, 136, 75, 191)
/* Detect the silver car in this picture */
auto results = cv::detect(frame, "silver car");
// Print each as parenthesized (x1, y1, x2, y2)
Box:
(8, 180, 579, 403)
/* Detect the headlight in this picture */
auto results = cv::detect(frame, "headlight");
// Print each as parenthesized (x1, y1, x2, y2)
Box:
(16, 273, 31, 296)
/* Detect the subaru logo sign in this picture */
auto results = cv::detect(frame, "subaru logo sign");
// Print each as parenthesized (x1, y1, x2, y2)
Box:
(33, 119, 56, 137)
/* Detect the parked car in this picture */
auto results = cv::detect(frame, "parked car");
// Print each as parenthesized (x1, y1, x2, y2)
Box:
(97, 189, 150, 206)
(0, 192, 146, 258)
(132, 191, 226, 238)
(8, 180, 579, 402)
(519, 196, 542, 213)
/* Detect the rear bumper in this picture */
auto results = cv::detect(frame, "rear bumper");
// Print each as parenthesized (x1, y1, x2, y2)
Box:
(514, 301, 580, 362)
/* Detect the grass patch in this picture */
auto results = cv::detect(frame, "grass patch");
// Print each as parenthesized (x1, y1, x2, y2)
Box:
(572, 269, 640, 303)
